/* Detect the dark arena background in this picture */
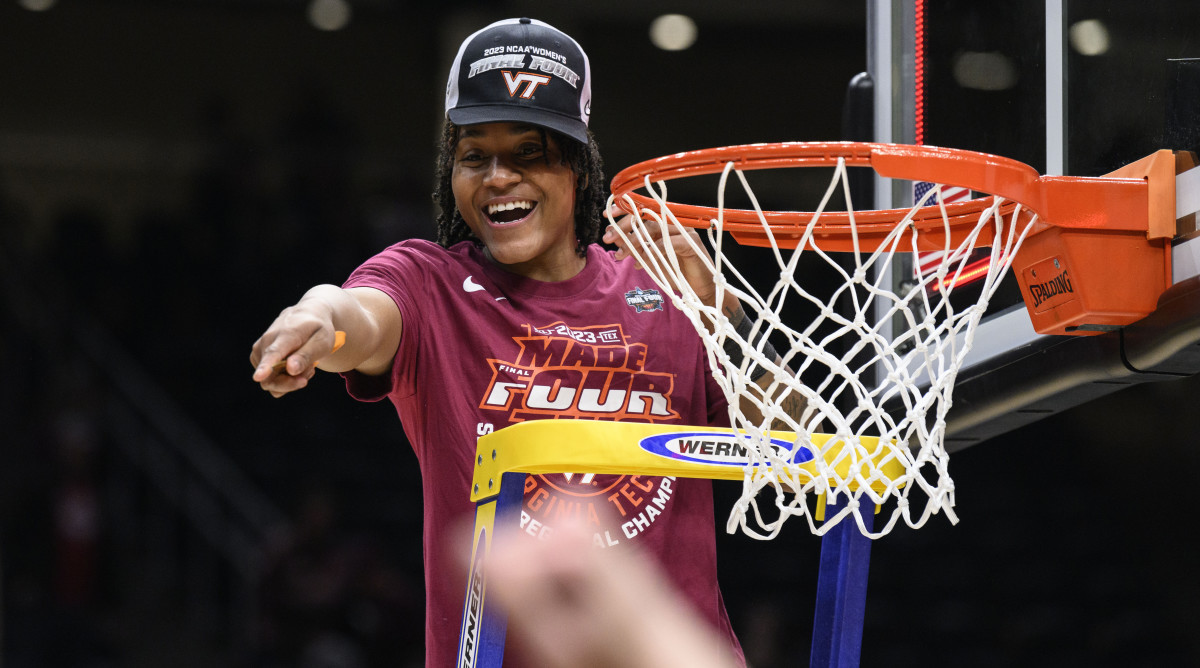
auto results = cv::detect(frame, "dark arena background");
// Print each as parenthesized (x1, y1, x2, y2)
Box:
(2, 1, 1199, 666)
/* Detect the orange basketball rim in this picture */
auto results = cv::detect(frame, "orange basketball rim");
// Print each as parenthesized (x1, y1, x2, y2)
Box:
(609, 141, 1181, 336)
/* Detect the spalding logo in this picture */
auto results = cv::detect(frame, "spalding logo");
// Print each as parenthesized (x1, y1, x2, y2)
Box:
(638, 431, 814, 466)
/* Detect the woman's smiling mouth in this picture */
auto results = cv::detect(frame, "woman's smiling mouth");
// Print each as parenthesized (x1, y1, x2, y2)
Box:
(486, 200, 535, 224)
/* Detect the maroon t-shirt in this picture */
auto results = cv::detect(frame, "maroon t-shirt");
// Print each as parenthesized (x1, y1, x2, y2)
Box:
(342, 239, 744, 667)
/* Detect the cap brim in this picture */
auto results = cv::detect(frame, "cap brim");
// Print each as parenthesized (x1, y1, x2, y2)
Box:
(448, 105, 589, 145)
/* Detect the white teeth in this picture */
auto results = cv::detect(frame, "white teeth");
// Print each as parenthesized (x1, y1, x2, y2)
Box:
(486, 200, 533, 215)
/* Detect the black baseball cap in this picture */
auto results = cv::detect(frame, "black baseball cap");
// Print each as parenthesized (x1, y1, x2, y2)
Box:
(445, 18, 592, 144)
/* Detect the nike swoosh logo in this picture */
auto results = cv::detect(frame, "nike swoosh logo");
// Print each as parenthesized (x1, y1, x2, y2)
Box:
(463, 275, 486, 293)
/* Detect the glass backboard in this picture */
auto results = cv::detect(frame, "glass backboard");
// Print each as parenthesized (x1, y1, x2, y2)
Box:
(869, 0, 1200, 449)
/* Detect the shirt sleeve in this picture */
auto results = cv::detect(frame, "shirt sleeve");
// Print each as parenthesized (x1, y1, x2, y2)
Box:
(340, 369, 393, 402)
(336, 241, 432, 402)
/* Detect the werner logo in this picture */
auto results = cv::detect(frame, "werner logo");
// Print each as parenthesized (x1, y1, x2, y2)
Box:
(502, 71, 551, 99)
(638, 431, 814, 466)
(457, 529, 487, 668)
(1029, 268, 1074, 308)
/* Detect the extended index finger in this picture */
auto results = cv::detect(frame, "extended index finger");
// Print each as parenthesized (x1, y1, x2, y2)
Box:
(251, 320, 313, 380)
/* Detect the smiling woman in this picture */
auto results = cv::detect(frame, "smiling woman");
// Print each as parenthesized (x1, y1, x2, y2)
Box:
(249, 17, 754, 667)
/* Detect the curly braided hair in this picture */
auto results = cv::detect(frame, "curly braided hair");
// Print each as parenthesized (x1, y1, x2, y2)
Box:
(433, 120, 607, 258)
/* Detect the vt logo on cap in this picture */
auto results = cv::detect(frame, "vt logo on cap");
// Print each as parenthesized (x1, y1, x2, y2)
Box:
(503, 72, 551, 99)
(445, 17, 593, 144)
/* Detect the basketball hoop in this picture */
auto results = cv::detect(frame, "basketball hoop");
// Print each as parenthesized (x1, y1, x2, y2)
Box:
(606, 141, 1174, 538)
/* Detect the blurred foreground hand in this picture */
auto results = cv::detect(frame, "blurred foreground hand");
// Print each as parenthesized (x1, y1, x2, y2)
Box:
(476, 518, 739, 668)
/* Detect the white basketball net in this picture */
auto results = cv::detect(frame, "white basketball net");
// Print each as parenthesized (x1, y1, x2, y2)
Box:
(607, 157, 1038, 539)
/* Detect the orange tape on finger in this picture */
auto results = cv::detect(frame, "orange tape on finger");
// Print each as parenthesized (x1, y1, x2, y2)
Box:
(272, 330, 346, 372)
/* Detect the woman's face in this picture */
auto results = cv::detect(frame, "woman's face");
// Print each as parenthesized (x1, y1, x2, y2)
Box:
(452, 122, 582, 281)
